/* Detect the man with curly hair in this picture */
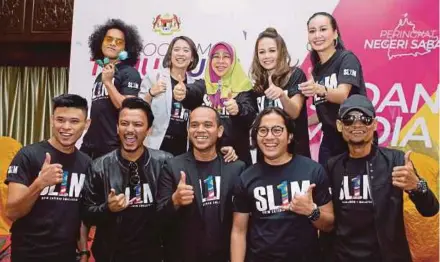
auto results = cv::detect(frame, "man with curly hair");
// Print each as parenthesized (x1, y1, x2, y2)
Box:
(80, 18, 144, 159)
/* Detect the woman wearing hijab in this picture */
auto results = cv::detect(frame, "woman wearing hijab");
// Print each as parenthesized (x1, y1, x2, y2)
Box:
(175, 42, 257, 166)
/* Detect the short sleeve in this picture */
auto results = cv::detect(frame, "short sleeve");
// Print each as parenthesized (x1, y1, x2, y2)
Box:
(337, 52, 362, 89)
(118, 67, 142, 96)
(5, 148, 34, 187)
(312, 165, 332, 207)
(286, 68, 307, 98)
(232, 177, 252, 213)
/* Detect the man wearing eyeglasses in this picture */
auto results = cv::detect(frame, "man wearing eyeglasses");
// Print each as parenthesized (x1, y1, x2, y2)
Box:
(156, 106, 247, 262)
(80, 19, 143, 159)
(82, 98, 172, 262)
(231, 107, 334, 262)
(327, 94, 439, 262)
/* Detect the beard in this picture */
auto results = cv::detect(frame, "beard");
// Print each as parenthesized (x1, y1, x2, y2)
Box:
(122, 143, 142, 153)
(348, 139, 368, 146)
(347, 135, 374, 146)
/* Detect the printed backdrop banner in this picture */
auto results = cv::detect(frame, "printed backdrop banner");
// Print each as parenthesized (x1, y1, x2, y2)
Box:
(65, 0, 438, 260)
(68, 0, 439, 159)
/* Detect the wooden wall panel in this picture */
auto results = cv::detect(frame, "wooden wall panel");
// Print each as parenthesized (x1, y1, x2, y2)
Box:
(0, 0, 74, 66)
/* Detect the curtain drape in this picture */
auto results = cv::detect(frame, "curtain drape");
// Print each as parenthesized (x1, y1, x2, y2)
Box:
(0, 66, 69, 146)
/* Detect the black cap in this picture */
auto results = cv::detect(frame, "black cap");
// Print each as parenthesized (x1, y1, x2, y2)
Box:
(339, 95, 375, 118)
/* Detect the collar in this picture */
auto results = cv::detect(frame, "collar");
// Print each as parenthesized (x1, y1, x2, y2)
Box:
(117, 147, 149, 169)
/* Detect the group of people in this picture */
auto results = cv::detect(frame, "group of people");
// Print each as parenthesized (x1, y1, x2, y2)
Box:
(4, 11, 439, 262)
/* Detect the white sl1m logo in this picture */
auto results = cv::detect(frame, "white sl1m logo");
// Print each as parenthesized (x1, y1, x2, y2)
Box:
(8, 166, 18, 174)
(343, 69, 357, 77)
(124, 183, 154, 204)
(40, 172, 85, 198)
(253, 180, 311, 212)
(339, 175, 371, 200)
(127, 82, 139, 89)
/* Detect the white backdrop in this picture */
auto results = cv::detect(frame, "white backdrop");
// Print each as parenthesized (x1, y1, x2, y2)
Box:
(69, 0, 339, 149)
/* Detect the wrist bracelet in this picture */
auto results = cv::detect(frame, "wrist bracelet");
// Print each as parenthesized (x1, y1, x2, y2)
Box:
(148, 88, 156, 98)
(78, 250, 90, 257)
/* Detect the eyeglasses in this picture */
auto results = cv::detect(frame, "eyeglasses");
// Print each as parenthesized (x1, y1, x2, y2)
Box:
(340, 115, 374, 126)
(103, 36, 125, 48)
(257, 125, 285, 137)
(128, 162, 140, 186)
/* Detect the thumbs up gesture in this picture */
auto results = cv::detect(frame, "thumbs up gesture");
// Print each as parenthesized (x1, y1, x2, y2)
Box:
(264, 75, 285, 100)
(173, 74, 187, 101)
(150, 72, 167, 97)
(283, 184, 316, 216)
(392, 151, 419, 191)
(224, 92, 239, 116)
(299, 67, 325, 98)
(36, 152, 64, 189)
(108, 188, 134, 212)
(172, 171, 194, 207)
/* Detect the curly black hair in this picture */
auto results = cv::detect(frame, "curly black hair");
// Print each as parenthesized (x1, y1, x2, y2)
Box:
(88, 18, 143, 66)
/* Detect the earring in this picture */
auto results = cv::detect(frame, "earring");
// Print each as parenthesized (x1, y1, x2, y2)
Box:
(334, 38, 338, 47)
(306, 43, 312, 51)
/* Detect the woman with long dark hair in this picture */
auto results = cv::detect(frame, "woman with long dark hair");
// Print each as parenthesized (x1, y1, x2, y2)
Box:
(250, 27, 311, 158)
(299, 12, 367, 165)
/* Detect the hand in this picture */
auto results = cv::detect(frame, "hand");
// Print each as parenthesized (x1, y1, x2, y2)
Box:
(173, 75, 187, 101)
(36, 153, 63, 189)
(108, 188, 134, 212)
(392, 151, 419, 191)
(172, 171, 194, 207)
(220, 146, 238, 163)
(283, 184, 316, 216)
(224, 92, 239, 116)
(298, 68, 325, 97)
(102, 63, 115, 86)
(150, 73, 167, 97)
(264, 75, 285, 100)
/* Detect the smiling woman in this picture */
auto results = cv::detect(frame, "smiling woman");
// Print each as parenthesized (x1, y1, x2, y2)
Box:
(180, 41, 258, 166)
(139, 36, 199, 157)
(250, 28, 311, 158)
(301, 12, 367, 166)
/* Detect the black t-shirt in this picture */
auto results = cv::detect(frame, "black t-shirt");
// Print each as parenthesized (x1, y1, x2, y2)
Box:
(113, 150, 161, 261)
(233, 155, 331, 262)
(333, 149, 381, 262)
(5, 140, 91, 261)
(255, 68, 311, 158)
(195, 157, 224, 257)
(160, 76, 190, 156)
(313, 50, 366, 151)
(82, 63, 141, 153)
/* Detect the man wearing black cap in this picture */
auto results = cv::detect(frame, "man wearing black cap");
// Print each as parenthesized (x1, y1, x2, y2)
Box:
(326, 94, 439, 262)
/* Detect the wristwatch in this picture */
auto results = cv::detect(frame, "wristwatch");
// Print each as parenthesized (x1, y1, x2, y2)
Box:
(414, 177, 428, 194)
(78, 250, 91, 258)
(307, 203, 321, 222)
